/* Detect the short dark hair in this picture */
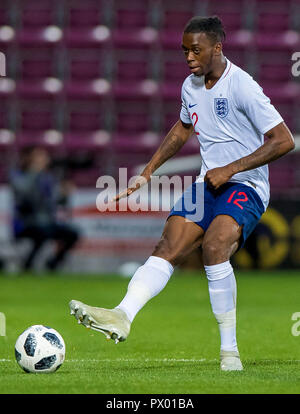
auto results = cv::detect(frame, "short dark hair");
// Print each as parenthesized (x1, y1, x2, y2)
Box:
(183, 16, 226, 44)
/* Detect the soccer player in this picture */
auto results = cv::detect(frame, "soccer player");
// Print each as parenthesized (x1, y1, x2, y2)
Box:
(69, 16, 295, 370)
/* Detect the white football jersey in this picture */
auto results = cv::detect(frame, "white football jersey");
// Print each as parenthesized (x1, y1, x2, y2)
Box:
(180, 58, 283, 210)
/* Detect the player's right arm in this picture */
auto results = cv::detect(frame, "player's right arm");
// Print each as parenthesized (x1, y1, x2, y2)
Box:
(114, 120, 193, 201)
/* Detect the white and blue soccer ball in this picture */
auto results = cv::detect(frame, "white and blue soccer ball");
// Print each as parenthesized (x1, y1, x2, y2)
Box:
(15, 325, 65, 373)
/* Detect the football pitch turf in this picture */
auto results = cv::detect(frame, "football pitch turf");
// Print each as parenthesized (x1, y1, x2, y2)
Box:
(0, 270, 300, 394)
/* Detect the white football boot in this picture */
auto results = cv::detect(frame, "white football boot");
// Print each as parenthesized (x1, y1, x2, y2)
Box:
(220, 350, 243, 371)
(69, 300, 131, 344)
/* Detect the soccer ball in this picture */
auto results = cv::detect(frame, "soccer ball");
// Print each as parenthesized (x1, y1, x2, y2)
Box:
(15, 325, 65, 373)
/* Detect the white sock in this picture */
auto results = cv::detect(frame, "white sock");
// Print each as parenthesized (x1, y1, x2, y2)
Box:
(116, 256, 174, 322)
(204, 261, 238, 352)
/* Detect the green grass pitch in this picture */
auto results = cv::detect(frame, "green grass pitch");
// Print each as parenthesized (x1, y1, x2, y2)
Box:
(0, 270, 300, 394)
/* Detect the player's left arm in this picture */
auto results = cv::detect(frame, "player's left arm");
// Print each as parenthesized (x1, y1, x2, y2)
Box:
(205, 121, 295, 189)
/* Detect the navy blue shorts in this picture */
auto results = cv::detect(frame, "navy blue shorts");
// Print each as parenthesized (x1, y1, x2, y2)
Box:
(168, 181, 265, 248)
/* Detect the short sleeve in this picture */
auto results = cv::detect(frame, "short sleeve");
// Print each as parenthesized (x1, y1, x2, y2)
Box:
(180, 82, 192, 124)
(234, 71, 283, 135)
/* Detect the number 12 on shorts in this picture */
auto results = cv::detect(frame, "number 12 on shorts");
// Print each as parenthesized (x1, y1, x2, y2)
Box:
(227, 190, 248, 210)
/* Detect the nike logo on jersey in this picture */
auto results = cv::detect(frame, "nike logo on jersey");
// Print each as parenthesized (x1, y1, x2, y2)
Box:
(188, 103, 197, 108)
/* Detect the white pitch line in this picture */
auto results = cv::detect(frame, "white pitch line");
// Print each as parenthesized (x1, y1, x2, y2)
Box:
(1, 358, 300, 363)
(0, 358, 210, 363)
(65, 358, 210, 363)
(65, 358, 300, 363)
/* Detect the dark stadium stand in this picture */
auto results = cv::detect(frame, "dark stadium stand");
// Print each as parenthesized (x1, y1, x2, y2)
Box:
(0, 0, 299, 193)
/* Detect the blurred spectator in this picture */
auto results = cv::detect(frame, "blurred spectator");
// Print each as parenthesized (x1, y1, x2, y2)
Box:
(9, 147, 80, 271)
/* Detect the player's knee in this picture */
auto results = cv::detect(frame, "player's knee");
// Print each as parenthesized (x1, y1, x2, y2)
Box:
(202, 241, 218, 261)
(202, 235, 229, 263)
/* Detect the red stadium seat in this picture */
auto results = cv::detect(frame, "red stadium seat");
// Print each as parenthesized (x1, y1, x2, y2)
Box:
(156, 0, 196, 30)
(253, 47, 298, 83)
(17, 97, 62, 136)
(63, 97, 113, 150)
(223, 30, 253, 71)
(261, 82, 299, 103)
(269, 152, 298, 193)
(69, 167, 107, 187)
(65, 104, 107, 132)
(20, 109, 57, 131)
(254, 31, 299, 51)
(65, 0, 104, 28)
(159, 95, 181, 134)
(0, 144, 16, 183)
(0, 103, 13, 131)
(261, 82, 299, 132)
(112, 93, 158, 134)
(217, 13, 245, 32)
(206, 0, 249, 30)
(273, 106, 295, 132)
(116, 60, 148, 81)
(16, 26, 63, 48)
(114, 9, 149, 29)
(64, 78, 111, 100)
(0, 0, 12, 26)
(160, 82, 181, 100)
(17, 0, 60, 27)
(17, 48, 61, 80)
(159, 29, 183, 50)
(160, 51, 190, 83)
(19, 58, 52, 79)
(65, 49, 109, 80)
(113, 49, 154, 81)
(257, 63, 293, 83)
(65, 131, 111, 150)
(69, 59, 105, 80)
(16, 131, 64, 149)
(254, 0, 295, 32)
(269, 165, 295, 191)
(0, 79, 16, 135)
(111, 28, 158, 49)
(257, 13, 291, 32)
(112, 0, 154, 29)
(225, 30, 254, 48)
(16, 78, 63, 99)
(162, 111, 181, 135)
(224, 50, 248, 70)
(112, 132, 160, 152)
(64, 26, 111, 48)
(114, 110, 151, 134)
(160, 10, 194, 31)
(112, 80, 159, 100)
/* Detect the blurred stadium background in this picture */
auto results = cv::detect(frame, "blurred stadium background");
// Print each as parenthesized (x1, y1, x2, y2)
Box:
(0, 0, 299, 274)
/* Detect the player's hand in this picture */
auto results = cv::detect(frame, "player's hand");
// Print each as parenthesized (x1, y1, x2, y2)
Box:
(112, 174, 150, 202)
(204, 166, 233, 190)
